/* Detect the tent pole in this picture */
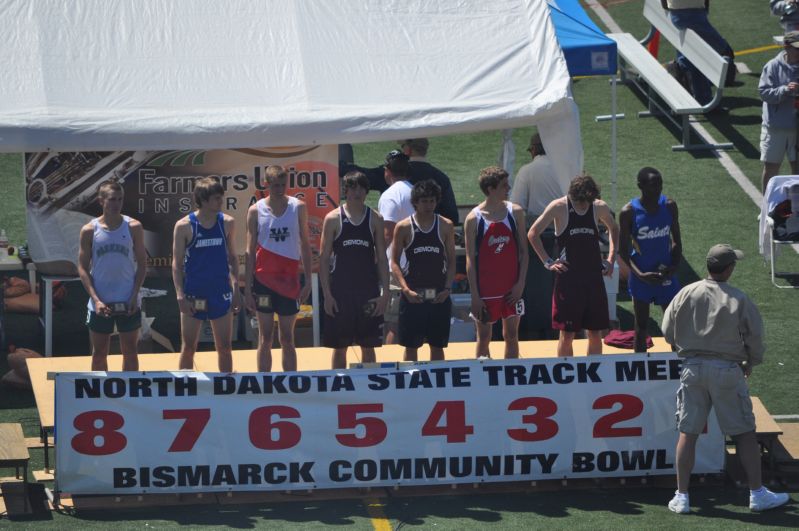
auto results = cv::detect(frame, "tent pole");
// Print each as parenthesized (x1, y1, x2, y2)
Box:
(611, 76, 618, 213)
(312, 272, 320, 347)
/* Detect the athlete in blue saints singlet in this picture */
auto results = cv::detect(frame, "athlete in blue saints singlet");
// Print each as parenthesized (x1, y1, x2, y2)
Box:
(619, 167, 682, 352)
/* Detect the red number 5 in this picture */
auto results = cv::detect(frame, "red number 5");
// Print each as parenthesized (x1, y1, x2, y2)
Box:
(336, 404, 387, 447)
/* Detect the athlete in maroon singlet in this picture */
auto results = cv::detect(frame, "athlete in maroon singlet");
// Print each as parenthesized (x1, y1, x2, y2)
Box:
(320, 171, 390, 369)
(464, 167, 528, 359)
(528, 175, 619, 357)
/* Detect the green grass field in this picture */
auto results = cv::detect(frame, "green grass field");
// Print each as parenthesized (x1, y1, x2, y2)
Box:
(0, 0, 797, 527)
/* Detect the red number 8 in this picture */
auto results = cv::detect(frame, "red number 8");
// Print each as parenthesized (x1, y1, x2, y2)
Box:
(71, 410, 127, 455)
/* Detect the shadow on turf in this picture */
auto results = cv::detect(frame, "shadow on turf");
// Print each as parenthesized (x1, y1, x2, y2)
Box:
(622, 85, 759, 160)
(56, 487, 796, 527)
(65, 498, 368, 528)
(384, 488, 796, 526)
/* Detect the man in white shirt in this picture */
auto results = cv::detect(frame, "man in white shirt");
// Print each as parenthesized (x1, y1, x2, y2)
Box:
(511, 134, 565, 340)
(510, 134, 563, 221)
(378, 150, 415, 343)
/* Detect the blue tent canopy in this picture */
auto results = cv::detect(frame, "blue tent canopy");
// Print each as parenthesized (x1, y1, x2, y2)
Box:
(548, 0, 617, 76)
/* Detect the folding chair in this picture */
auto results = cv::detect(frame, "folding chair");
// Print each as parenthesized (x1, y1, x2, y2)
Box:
(759, 176, 799, 289)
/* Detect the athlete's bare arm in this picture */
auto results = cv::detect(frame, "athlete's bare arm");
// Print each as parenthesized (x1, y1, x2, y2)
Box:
(370, 211, 391, 315)
(318, 209, 341, 316)
(528, 198, 568, 273)
(391, 219, 421, 302)
(243, 204, 259, 313)
(594, 200, 619, 276)
(383, 220, 396, 250)
(128, 219, 147, 314)
(171, 217, 194, 315)
(463, 210, 486, 317)
(78, 222, 108, 315)
(437, 217, 457, 304)
(297, 201, 313, 304)
(507, 204, 529, 304)
(223, 214, 241, 313)
(666, 199, 682, 275)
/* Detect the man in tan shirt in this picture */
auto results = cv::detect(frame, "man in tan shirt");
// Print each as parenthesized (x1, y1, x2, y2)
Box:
(662, 244, 790, 514)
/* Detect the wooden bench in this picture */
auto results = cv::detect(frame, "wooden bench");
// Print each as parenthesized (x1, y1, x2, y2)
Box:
(0, 423, 30, 483)
(608, 0, 732, 151)
(751, 396, 783, 471)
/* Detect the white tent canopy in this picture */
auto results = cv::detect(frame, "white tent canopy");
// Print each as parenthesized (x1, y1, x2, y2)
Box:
(0, 0, 582, 185)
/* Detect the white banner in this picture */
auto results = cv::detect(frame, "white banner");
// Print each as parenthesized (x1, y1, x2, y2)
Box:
(54, 354, 725, 495)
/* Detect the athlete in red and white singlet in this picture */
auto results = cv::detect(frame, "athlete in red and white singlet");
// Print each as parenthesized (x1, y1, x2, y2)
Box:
(245, 166, 312, 373)
(473, 202, 519, 304)
(254, 195, 302, 298)
(465, 167, 528, 359)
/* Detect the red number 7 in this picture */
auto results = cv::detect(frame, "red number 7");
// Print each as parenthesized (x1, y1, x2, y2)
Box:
(163, 409, 211, 452)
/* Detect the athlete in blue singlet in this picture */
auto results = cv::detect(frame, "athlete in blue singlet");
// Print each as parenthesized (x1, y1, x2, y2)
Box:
(172, 177, 241, 372)
(619, 167, 682, 352)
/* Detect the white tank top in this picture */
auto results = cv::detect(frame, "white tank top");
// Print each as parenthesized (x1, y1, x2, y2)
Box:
(87, 216, 137, 311)
(256, 196, 301, 260)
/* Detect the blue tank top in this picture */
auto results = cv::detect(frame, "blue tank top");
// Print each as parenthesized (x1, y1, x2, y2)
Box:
(184, 212, 230, 293)
(630, 195, 673, 272)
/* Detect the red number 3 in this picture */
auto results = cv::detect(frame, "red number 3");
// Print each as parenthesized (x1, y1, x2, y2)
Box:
(71, 410, 127, 455)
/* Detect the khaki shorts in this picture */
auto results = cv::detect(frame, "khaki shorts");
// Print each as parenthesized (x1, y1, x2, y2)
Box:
(675, 358, 755, 436)
(760, 125, 797, 164)
(383, 287, 402, 325)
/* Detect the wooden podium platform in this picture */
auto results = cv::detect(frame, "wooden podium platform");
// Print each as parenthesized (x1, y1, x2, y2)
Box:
(27, 338, 672, 431)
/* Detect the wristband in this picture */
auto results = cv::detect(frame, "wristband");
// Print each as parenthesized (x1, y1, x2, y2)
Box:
(544, 258, 555, 268)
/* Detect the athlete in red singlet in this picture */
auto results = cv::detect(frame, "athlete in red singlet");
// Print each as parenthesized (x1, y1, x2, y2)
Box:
(528, 175, 619, 357)
(464, 167, 528, 359)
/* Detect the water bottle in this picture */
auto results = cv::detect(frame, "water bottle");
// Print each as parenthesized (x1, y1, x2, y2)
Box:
(0, 230, 8, 260)
(658, 264, 672, 287)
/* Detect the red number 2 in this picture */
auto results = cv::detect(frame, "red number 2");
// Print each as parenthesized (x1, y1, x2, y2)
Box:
(163, 409, 211, 452)
(592, 394, 643, 438)
(71, 410, 127, 455)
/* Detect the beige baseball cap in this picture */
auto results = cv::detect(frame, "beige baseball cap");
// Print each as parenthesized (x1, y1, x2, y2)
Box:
(706, 244, 744, 268)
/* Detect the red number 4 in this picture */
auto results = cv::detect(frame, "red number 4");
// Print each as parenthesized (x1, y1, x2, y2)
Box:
(421, 401, 474, 443)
